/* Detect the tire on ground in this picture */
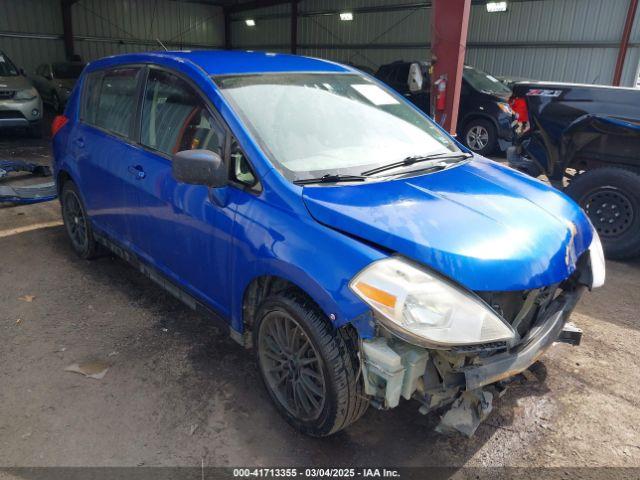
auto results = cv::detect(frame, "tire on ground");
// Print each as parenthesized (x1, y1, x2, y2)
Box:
(565, 167, 640, 259)
(60, 180, 100, 259)
(253, 290, 368, 437)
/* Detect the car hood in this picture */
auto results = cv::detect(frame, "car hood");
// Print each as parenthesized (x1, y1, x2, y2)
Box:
(302, 158, 593, 291)
(0, 75, 32, 90)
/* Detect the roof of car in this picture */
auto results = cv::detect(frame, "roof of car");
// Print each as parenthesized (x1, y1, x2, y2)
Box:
(92, 50, 351, 76)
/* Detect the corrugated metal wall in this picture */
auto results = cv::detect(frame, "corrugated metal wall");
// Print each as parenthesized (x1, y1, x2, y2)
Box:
(72, 0, 224, 62)
(230, 0, 640, 87)
(0, 0, 223, 74)
(2, 0, 639, 86)
(0, 0, 65, 73)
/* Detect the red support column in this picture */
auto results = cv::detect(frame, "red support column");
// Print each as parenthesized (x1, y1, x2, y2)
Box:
(61, 0, 77, 61)
(613, 0, 639, 86)
(430, 0, 471, 135)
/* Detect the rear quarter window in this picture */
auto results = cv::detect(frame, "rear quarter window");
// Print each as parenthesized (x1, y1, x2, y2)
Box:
(82, 67, 141, 138)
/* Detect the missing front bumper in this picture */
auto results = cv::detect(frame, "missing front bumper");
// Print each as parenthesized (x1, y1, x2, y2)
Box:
(359, 286, 585, 435)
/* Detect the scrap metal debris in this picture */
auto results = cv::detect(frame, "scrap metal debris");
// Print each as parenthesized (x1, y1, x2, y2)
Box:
(0, 159, 57, 204)
(64, 361, 110, 380)
(521, 368, 538, 383)
(436, 389, 494, 437)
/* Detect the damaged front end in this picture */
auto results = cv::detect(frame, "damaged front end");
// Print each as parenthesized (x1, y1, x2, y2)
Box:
(354, 251, 598, 437)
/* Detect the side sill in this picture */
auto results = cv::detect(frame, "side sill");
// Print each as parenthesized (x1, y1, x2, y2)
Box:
(94, 231, 248, 348)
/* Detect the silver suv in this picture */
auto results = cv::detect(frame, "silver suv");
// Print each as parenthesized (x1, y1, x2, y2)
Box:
(0, 51, 43, 137)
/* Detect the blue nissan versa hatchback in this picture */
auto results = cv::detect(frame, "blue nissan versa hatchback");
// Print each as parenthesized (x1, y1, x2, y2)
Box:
(52, 51, 605, 437)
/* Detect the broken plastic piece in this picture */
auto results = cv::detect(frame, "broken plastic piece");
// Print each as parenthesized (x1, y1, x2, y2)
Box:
(0, 159, 57, 204)
(436, 389, 494, 437)
(558, 321, 582, 346)
(64, 361, 109, 380)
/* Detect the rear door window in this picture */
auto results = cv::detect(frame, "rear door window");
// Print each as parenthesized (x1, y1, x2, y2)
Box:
(84, 67, 141, 138)
(140, 69, 225, 157)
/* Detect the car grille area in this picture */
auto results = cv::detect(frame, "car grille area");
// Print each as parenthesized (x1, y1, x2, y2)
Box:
(0, 90, 16, 100)
(0, 110, 25, 120)
(477, 285, 558, 339)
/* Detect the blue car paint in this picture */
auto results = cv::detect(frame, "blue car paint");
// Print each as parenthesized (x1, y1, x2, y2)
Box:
(52, 50, 592, 341)
(303, 157, 593, 291)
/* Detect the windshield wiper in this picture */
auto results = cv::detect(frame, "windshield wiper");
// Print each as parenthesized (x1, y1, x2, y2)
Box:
(293, 173, 367, 185)
(361, 152, 472, 177)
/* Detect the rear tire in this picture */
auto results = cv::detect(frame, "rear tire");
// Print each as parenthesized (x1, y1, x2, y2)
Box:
(254, 290, 368, 437)
(565, 167, 640, 259)
(462, 118, 497, 156)
(61, 181, 100, 259)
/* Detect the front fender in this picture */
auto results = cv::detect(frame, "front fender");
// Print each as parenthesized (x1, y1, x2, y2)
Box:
(229, 192, 386, 338)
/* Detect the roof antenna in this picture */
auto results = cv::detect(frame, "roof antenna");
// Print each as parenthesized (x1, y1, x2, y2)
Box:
(156, 38, 168, 51)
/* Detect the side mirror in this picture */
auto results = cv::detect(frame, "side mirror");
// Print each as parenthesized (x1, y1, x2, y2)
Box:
(172, 149, 226, 188)
(46, 73, 53, 80)
(408, 63, 424, 93)
(19, 68, 26, 76)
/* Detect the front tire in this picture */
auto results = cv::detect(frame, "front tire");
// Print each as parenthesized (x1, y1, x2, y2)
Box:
(462, 119, 497, 156)
(254, 291, 368, 437)
(565, 167, 640, 259)
(61, 181, 99, 259)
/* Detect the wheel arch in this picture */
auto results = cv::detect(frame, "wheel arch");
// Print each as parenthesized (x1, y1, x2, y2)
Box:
(460, 112, 499, 132)
(235, 259, 374, 344)
(56, 169, 74, 196)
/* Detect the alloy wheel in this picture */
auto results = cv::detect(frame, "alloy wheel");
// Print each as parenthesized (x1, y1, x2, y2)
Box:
(63, 190, 89, 251)
(258, 311, 326, 421)
(466, 125, 489, 151)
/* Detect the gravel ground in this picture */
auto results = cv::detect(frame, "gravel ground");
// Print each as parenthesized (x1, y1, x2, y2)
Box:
(1, 126, 639, 470)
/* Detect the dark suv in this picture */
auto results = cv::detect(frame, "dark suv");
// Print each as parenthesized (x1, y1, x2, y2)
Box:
(376, 61, 515, 156)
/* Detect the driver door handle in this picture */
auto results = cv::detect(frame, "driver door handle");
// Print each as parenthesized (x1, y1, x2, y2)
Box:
(128, 164, 146, 179)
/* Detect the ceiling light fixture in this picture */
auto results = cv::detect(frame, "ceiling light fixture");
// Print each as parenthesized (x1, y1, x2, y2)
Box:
(245, 19, 256, 27)
(486, 1, 508, 12)
(339, 12, 354, 21)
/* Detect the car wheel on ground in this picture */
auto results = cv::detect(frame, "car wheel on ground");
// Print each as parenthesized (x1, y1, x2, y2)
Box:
(462, 119, 497, 156)
(565, 167, 640, 259)
(61, 181, 100, 259)
(254, 290, 368, 437)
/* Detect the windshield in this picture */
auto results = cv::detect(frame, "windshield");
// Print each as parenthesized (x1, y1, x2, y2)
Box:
(215, 73, 460, 182)
(53, 63, 86, 79)
(0, 53, 19, 77)
(463, 65, 512, 96)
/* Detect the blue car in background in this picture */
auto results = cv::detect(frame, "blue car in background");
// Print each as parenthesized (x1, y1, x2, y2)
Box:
(52, 51, 605, 437)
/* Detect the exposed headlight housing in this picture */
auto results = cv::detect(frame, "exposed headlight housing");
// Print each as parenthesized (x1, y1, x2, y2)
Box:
(15, 87, 38, 101)
(350, 257, 515, 348)
(588, 230, 605, 288)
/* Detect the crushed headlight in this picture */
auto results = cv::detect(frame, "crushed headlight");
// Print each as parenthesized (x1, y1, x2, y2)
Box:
(588, 230, 605, 288)
(15, 88, 38, 101)
(350, 257, 515, 348)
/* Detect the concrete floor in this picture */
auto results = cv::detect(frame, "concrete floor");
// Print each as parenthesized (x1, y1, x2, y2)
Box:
(1, 123, 639, 468)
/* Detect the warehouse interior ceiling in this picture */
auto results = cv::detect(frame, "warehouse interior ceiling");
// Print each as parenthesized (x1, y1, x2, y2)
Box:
(1, 0, 639, 87)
